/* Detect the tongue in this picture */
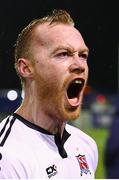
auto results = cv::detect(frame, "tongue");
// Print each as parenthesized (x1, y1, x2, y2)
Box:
(68, 97, 79, 107)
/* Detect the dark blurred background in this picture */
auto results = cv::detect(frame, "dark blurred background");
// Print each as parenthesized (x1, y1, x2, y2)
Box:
(0, 1, 118, 178)
(0, 0, 118, 93)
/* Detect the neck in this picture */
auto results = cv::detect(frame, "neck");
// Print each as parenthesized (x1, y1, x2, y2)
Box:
(17, 84, 66, 137)
(16, 100, 66, 137)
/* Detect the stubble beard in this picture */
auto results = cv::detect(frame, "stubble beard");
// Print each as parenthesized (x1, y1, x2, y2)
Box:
(54, 94, 83, 122)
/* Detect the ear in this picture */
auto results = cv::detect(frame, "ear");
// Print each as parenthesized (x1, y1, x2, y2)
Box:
(17, 58, 34, 79)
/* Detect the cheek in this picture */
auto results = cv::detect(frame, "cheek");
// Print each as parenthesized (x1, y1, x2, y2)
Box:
(34, 59, 66, 95)
(85, 65, 89, 79)
(36, 69, 62, 99)
(45, 70, 61, 89)
(44, 64, 65, 88)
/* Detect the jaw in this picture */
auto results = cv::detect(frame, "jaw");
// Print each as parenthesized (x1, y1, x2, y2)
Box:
(63, 103, 82, 121)
(59, 92, 84, 122)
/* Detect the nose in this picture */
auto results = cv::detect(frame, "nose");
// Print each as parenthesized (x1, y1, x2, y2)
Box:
(69, 61, 85, 74)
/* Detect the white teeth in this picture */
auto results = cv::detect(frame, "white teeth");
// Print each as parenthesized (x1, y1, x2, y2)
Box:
(74, 80, 82, 84)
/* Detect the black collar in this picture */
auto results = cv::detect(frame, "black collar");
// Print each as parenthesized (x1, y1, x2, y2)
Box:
(13, 113, 71, 158)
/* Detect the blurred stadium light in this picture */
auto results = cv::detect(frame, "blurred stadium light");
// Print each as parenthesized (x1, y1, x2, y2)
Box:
(0, 89, 22, 120)
(7, 90, 18, 101)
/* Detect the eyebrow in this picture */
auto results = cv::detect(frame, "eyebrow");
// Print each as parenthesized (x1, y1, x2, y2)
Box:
(52, 44, 89, 55)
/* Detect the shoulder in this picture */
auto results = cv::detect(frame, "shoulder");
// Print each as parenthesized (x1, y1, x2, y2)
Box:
(0, 115, 19, 147)
(0, 116, 9, 130)
(0, 115, 31, 179)
(66, 123, 98, 170)
(66, 123, 96, 146)
(0, 147, 29, 178)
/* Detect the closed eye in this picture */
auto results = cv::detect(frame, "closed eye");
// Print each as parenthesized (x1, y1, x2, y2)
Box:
(57, 51, 73, 58)
(79, 53, 88, 60)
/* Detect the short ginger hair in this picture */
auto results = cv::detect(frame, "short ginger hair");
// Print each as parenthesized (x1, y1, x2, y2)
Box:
(14, 9, 74, 82)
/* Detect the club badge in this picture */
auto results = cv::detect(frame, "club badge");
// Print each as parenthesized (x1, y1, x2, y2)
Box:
(76, 154, 91, 176)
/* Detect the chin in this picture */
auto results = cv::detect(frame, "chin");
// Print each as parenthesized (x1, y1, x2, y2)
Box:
(62, 107, 81, 122)
(68, 111, 80, 121)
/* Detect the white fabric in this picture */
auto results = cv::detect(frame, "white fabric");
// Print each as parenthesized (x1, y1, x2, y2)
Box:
(0, 115, 98, 179)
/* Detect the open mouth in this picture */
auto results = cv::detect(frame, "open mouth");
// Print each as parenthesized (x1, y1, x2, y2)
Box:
(67, 78, 84, 100)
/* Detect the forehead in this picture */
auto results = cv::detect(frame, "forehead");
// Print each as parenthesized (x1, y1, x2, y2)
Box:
(34, 23, 87, 50)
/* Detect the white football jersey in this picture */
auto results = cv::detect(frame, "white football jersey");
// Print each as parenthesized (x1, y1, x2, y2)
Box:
(0, 113, 98, 179)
